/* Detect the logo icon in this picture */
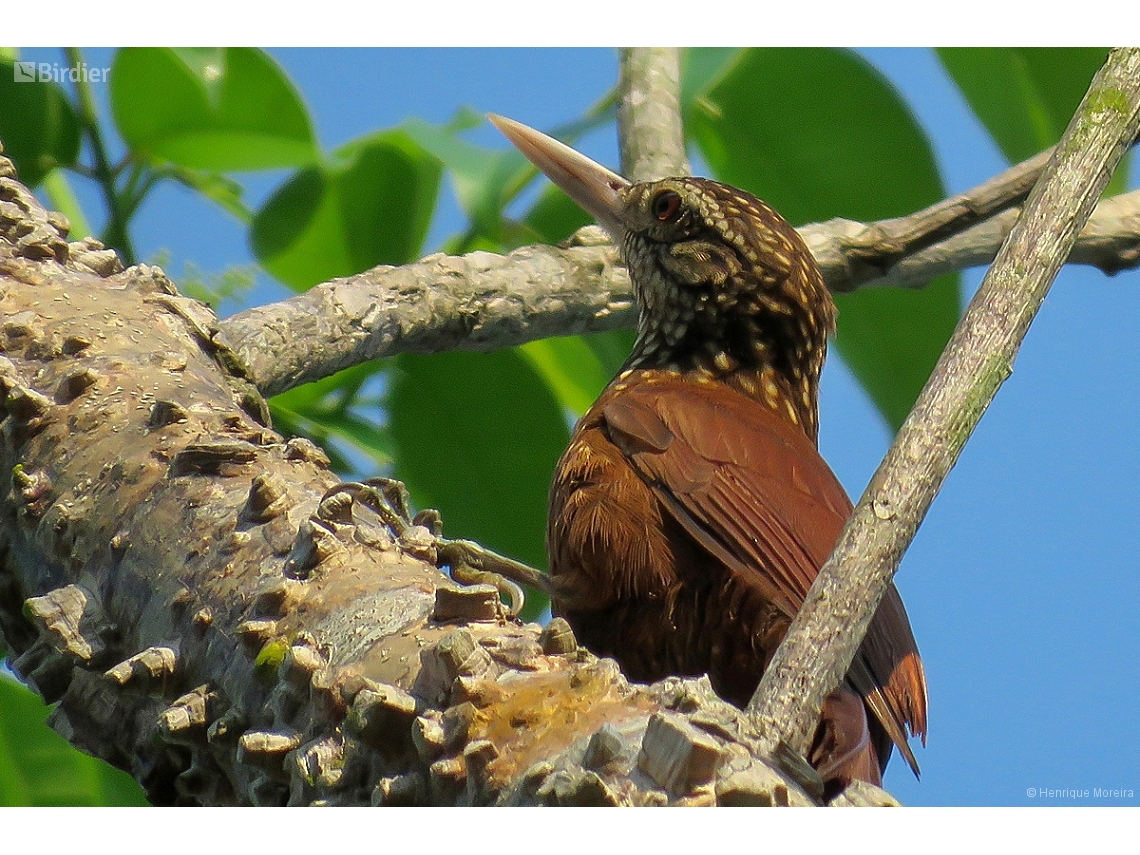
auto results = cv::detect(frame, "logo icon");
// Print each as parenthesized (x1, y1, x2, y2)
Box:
(13, 61, 35, 83)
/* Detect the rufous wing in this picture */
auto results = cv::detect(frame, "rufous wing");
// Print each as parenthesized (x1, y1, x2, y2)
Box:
(602, 377, 928, 775)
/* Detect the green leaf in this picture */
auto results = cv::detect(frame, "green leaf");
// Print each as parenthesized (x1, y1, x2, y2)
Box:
(0, 60, 81, 186)
(829, 283, 956, 429)
(270, 362, 393, 472)
(110, 47, 317, 170)
(403, 116, 525, 236)
(521, 183, 593, 245)
(171, 168, 251, 222)
(0, 677, 148, 806)
(680, 47, 742, 112)
(519, 328, 639, 419)
(176, 262, 256, 311)
(937, 48, 1126, 193)
(272, 403, 393, 474)
(251, 129, 442, 290)
(586, 329, 638, 379)
(937, 48, 1108, 157)
(519, 336, 611, 416)
(40, 169, 92, 239)
(687, 47, 960, 431)
(406, 106, 617, 251)
(387, 350, 569, 611)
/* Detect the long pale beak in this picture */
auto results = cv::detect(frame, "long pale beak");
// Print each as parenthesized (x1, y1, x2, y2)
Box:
(488, 114, 631, 238)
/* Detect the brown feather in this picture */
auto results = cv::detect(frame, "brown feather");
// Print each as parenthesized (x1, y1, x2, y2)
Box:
(549, 369, 928, 778)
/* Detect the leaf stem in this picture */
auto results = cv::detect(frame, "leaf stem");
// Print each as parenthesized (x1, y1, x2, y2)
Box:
(64, 46, 137, 264)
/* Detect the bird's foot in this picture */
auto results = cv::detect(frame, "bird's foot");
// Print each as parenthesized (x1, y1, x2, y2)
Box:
(327, 478, 549, 617)
(436, 538, 555, 618)
(320, 477, 417, 534)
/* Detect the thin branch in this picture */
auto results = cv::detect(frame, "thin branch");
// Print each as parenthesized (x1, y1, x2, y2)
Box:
(617, 48, 691, 181)
(222, 70, 1139, 398)
(803, 188, 1140, 292)
(745, 48, 1140, 756)
(63, 46, 136, 266)
(830, 145, 1055, 287)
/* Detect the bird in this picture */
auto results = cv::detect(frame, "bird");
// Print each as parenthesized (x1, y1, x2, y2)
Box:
(489, 114, 927, 788)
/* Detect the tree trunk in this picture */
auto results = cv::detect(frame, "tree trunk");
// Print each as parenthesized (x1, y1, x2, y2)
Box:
(0, 163, 890, 806)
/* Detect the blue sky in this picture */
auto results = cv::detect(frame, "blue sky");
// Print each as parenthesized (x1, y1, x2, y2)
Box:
(16, 46, 1140, 808)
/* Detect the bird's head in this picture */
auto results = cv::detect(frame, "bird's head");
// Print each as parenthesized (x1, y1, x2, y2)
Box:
(490, 114, 836, 435)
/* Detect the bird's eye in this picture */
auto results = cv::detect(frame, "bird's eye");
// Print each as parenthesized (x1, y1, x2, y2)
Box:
(652, 190, 682, 222)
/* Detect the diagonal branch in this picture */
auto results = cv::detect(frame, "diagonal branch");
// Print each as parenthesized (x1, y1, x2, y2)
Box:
(745, 48, 1140, 757)
(802, 187, 1140, 294)
(819, 144, 1055, 290)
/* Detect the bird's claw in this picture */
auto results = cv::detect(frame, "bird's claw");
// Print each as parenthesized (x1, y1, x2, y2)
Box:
(318, 479, 417, 539)
(437, 539, 533, 618)
(324, 478, 545, 618)
(361, 477, 415, 531)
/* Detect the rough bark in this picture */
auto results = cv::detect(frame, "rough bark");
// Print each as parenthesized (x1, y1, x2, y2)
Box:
(0, 161, 886, 806)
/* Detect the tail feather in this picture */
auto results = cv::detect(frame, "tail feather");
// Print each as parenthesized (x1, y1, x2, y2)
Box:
(847, 584, 929, 778)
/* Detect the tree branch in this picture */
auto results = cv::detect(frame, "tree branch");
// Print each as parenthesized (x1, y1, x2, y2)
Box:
(617, 48, 691, 181)
(746, 48, 1140, 757)
(218, 231, 631, 399)
(6, 47, 1137, 806)
(815, 143, 1054, 290)
(219, 180, 1140, 400)
(802, 188, 1140, 293)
